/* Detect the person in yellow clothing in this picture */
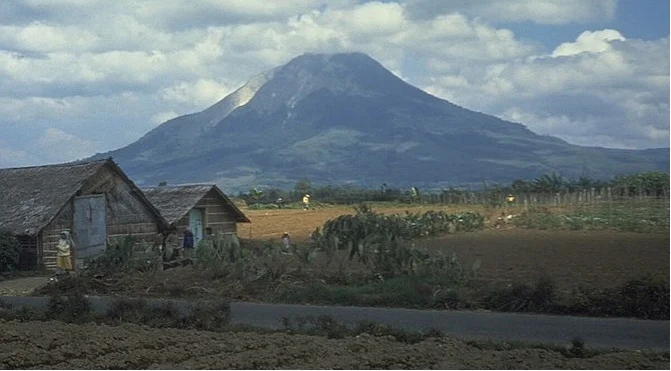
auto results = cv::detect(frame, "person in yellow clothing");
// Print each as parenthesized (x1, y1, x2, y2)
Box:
(302, 194, 310, 210)
(56, 231, 75, 274)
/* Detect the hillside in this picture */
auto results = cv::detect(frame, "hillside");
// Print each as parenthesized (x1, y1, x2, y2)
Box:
(94, 52, 669, 191)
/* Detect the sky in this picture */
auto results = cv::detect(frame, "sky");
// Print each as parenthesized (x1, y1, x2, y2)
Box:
(0, 0, 669, 168)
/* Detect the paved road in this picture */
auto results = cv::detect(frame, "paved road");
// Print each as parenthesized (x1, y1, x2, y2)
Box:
(1, 296, 667, 351)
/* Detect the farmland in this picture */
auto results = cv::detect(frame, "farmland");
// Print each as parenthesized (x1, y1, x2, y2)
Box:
(237, 203, 669, 291)
(1, 201, 669, 369)
(1, 320, 668, 369)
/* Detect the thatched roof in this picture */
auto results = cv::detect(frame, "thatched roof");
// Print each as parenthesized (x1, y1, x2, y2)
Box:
(142, 184, 250, 225)
(0, 158, 166, 235)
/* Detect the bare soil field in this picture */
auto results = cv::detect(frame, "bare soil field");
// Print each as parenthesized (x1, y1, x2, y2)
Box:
(1, 320, 667, 369)
(237, 205, 495, 241)
(237, 206, 669, 291)
(418, 229, 670, 291)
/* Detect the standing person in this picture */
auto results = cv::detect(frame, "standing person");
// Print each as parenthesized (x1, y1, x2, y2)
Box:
(275, 197, 284, 209)
(302, 194, 310, 210)
(56, 231, 74, 276)
(281, 232, 291, 251)
(182, 229, 194, 258)
(162, 229, 180, 262)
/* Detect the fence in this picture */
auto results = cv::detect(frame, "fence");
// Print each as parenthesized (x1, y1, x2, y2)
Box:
(427, 186, 669, 206)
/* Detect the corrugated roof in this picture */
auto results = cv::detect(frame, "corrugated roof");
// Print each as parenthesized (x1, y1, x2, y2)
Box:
(0, 159, 110, 235)
(142, 184, 250, 225)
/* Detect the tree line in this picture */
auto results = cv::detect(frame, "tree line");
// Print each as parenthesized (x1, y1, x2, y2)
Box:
(236, 171, 670, 206)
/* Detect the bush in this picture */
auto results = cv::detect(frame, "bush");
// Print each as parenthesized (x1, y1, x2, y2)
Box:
(83, 235, 136, 275)
(195, 232, 243, 276)
(281, 314, 443, 343)
(482, 274, 557, 313)
(46, 291, 94, 324)
(567, 276, 669, 320)
(106, 297, 231, 330)
(312, 205, 484, 279)
(0, 230, 20, 274)
(184, 300, 231, 331)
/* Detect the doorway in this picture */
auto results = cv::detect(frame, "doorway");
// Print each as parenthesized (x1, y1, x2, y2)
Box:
(73, 195, 107, 264)
(188, 208, 204, 247)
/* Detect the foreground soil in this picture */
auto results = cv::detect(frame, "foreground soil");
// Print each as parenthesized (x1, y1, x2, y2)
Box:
(1, 321, 668, 370)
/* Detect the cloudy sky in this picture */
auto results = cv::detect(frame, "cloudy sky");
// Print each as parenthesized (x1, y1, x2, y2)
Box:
(0, 0, 668, 168)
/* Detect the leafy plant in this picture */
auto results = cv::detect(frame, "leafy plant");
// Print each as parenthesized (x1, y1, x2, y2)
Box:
(311, 205, 484, 279)
(83, 235, 136, 275)
(0, 230, 20, 274)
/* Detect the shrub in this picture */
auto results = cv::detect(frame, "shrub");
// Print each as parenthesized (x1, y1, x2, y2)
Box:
(482, 274, 557, 313)
(312, 205, 484, 280)
(195, 232, 243, 275)
(184, 300, 231, 331)
(281, 314, 443, 343)
(617, 276, 670, 319)
(83, 235, 136, 275)
(46, 291, 94, 324)
(0, 230, 20, 274)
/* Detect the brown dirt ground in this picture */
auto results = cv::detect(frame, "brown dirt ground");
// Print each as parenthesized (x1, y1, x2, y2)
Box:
(1, 320, 668, 369)
(236, 205, 670, 291)
(417, 229, 670, 291)
(237, 204, 497, 241)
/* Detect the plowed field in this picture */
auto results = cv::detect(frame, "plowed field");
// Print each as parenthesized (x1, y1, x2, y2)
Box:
(236, 206, 669, 290)
(1, 321, 667, 369)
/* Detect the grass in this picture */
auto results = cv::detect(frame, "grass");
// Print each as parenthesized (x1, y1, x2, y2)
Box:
(275, 276, 435, 307)
(275, 274, 669, 320)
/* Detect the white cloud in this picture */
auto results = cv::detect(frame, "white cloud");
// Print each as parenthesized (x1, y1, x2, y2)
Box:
(422, 32, 669, 149)
(37, 128, 99, 162)
(0, 0, 667, 168)
(552, 29, 626, 57)
(404, 0, 617, 25)
(0, 144, 34, 168)
(150, 111, 179, 125)
(161, 79, 233, 108)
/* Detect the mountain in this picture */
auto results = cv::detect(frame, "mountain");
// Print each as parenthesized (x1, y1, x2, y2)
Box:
(95, 52, 669, 191)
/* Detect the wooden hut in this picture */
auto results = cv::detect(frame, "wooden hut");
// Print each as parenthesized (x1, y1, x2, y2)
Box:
(142, 184, 250, 247)
(0, 158, 168, 270)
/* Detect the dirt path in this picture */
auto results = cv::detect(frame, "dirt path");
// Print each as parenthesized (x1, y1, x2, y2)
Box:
(1, 321, 668, 369)
(0, 277, 50, 296)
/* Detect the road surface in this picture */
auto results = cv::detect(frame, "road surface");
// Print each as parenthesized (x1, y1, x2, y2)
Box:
(0, 295, 667, 351)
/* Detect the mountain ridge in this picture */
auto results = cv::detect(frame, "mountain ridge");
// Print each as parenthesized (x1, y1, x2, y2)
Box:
(93, 52, 669, 191)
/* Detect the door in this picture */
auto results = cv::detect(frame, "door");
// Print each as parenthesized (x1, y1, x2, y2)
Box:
(188, 208, 204, 247)
(73, 195, 107, 260)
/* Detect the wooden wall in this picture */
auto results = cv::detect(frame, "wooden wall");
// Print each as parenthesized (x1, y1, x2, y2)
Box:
(40, 164, 162, 269)
(173, 188, 239, 245)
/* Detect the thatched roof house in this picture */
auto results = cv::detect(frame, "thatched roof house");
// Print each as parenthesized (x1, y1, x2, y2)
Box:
(142, 184, 250, 247)
(0, 158, 167, 270)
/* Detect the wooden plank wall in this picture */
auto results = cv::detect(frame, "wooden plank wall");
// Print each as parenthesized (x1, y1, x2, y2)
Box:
(173, 188, 239, 246)
(40, 165, 162, 269)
